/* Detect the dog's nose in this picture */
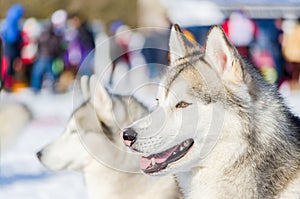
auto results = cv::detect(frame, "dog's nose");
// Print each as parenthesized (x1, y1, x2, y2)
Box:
(36, 151, 42, 160)
(122, 128, 137, 147)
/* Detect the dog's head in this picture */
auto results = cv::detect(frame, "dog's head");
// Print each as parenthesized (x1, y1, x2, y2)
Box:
(122, 25, 253, 175)
(37, 101, 100, 171)
(38, 76, 147, 171)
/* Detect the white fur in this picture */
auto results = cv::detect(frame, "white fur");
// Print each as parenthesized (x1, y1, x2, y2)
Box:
(39, 77, 181, 199)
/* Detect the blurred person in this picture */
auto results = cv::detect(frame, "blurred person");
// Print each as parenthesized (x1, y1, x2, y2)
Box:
(252, 47, 277, 84)
(30, 10, 66, 93)
(108, 21, 132, 85)
(274, 18, 287, 85)
(1, 4, 24, 91)
(142, 23, 170, 79)
(251, 19, 286, 85)
(222, 10, 258, 60)
(141, 29, 170, 79)
(64, 12, 95, 76)
(19, 18, 41, 87)
(282, 18, 300, 89)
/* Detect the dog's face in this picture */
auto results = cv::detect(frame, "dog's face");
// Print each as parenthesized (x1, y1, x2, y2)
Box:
(123, 25, 250, 175)
(37, 78, 117, 171)
(38, 77, 148, 172)
(38, 102, 106, 171)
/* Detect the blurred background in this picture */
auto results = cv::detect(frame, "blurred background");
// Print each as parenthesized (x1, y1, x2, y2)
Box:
(0, 0, 300, 198)
(1, 0, 300, 92)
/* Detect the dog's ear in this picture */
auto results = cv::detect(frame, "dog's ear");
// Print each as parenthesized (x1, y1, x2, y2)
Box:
(90, 75, 114, 125)
(204, 26, 243, 83)
(169, 24, 198, 64)
(80, 75, 90, 101)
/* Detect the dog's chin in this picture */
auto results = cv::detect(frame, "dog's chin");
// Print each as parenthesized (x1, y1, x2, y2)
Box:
(40, 158, 83, 171)
(140, 138, 194, 176)
(39, 160, 64, 171)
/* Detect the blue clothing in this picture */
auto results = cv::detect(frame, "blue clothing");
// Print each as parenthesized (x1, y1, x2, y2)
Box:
(1, 4, 24, 80)
(254, 19, 285, 84)
(141, 30, 169, 79)
(31, 56, 56, 92)
(2, 4, 24, 44)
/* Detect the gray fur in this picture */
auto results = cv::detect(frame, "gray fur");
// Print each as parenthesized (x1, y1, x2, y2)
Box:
(124, 25, 300, 199)
(171, 26, 300, 198)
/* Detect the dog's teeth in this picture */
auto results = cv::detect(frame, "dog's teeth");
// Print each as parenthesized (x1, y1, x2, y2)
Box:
(172, 151, 177, 155)
(180, 146, 184, 151)
(151, 157, 156, 166)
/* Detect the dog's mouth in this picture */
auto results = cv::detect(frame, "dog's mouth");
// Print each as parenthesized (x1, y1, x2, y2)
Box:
(140, 138, 194, 174)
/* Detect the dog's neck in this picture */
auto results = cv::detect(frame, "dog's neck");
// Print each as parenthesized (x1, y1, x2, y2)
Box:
(245, 95, 300, 198)
(175, 100, 300, 199)
(175, 129, 257, 199)
(83, 160, 144, 199)
(83, 160, 180, 199)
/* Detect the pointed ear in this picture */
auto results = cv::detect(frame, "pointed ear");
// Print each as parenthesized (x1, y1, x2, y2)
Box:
(90, 75, 114, 125)
(204, 26, 243, 82)
(169, 24, 198, 63)
(80, 75, 90, 101)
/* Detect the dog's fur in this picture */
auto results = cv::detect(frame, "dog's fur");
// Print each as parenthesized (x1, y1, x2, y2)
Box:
(0, 102, 32, 150)
(123, 25, 300, 199)
(38, 76, 181, 199)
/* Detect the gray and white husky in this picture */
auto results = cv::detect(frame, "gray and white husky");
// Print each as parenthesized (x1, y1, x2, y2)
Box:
(37, 76, 181, 199)
(122, 25, 300, 199)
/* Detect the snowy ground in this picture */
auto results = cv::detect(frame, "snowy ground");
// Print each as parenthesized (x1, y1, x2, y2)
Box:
(0, 90, 88, 199)
(0, 77, 299, 199)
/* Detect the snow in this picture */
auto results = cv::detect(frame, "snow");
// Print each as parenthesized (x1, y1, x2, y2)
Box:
(0, 84, 299, 199)
(0, 90, 88, 199)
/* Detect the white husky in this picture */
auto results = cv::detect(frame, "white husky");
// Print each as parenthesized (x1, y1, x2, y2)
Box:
(122, 25, 300, 199)
(38, 76, 181, 199)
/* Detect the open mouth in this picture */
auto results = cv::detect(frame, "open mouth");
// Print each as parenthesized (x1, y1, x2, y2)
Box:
(140, 138, 194, 174)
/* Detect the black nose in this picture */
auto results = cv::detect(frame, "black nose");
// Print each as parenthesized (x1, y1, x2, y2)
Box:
(122, 128, 137, 147)
(36, 151, 42, 160)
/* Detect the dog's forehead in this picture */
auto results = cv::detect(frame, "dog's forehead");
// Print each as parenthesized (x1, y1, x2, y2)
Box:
(72, 101, 98, 130)
(159, 58, 212, 101)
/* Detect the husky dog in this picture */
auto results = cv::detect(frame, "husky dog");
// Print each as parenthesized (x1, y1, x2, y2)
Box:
(0, 102, 32, 150)
(37, 76, 181, 199)
(122, 25, 300, 199)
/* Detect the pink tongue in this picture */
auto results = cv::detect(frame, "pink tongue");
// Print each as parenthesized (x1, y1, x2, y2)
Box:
(140, 157, 152, 170)
(123, 140, 132, 147)
(140, 145, 180, 170)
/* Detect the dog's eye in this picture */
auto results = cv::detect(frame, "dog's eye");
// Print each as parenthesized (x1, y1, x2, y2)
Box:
(176, 101, 191, 108)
